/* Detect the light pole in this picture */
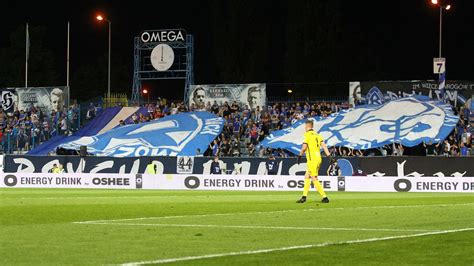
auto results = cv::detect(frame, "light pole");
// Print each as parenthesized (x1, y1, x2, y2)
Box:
(431, 0, 451, 58)
(96, 14, 111, 104)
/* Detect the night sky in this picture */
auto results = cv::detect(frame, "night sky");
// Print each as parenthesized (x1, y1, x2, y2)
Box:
(1, 0, 472, 101)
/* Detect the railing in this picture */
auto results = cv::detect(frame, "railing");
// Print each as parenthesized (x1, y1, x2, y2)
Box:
(102, 93, 129, 108)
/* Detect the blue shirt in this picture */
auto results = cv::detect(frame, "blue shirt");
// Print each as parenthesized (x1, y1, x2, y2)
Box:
(211, 161, 221, 174)
(266, 160, 279, 175)
(233, 121, 241, 132)
(463, 108, 470, 119)
(212, 144, 219, 156)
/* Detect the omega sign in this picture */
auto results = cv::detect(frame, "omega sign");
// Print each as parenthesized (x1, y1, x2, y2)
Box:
(140, 29, 186, 43)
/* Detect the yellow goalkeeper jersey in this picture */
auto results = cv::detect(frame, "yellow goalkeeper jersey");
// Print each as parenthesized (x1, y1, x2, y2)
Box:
(303, 130, 323, 162)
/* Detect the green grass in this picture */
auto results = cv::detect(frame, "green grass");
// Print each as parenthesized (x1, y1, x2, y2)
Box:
(0, 189, 473, 265)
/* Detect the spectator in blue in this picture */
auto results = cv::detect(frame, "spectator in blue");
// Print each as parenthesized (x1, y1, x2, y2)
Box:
(460, 142, 469, 156)
(210, 156, 222, 174)
(265, 154, 279, 175)
(86, 103, 96, 120)
(211, 139, 219, 156)
(233, 118, 241, 139)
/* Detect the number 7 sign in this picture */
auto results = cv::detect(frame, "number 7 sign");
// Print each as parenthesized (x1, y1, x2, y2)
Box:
(433, 58, 446, 74)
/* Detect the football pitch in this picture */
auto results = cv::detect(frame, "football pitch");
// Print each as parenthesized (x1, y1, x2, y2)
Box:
(0, 189, 473, 265)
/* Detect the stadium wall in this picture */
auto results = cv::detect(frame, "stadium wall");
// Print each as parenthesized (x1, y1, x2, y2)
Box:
(4, 155, 474, 177)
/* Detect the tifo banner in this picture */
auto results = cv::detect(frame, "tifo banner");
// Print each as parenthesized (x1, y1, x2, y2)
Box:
(1, 87, 69, 115)
(59, 112, 224, 157)
(262, 97, 458, 151)
(28, 106, 149, 155)
(1, 173, 473, 193)
(187, 84, 266, 110)
(349, 80, 474, 107)
(5, 155, 474, 178)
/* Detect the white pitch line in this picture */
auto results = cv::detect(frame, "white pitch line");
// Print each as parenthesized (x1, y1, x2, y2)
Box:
(74, 202, 474, 224)
(119, 227, 474, 265)
(76, 221, 434, 232)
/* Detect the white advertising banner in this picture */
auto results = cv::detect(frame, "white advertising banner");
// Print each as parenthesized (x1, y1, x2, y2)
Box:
(0, 173, 137, 189)
(146, 174, 336, 191)
(342, 176, 474, 193)
(1, 173, 473, 193)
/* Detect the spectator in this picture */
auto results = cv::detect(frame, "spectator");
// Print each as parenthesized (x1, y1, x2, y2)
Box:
(231, 139, 240, 157)
(220, 139, 231, 157)
(210, 140, 219, 156)
(146, 159, 157, 174)
(424, 141, 437, 156)
(86, 103, 96, 120)
(60, 117, 68, 135)
(57, 164, 65, 173)
(250, 124, 258, 145)
(265, 154, 279, 175)
(196, 148, 203, 157)
(210, 156, 222, 174)
(461, 128, 471, 145)
(460, 143, 469, 156)
(247, 143, 256, 157)
(233, 118, 241, 139)
(327, 159, 341, 176)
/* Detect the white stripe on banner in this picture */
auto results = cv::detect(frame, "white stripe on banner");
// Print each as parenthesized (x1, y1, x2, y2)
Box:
(98, 107, 140, 134)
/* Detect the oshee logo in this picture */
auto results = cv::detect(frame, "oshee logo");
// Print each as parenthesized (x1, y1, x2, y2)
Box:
(394, 179, 412, 192)
(184, 176, 200, 189)
(287, 179, 331, 189)
(91, 177, 130, 186)
(4, 175, 18, 187)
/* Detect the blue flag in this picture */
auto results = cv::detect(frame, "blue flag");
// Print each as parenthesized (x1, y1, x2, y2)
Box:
(61, 112, 224, 157)
(261, 97, 458, 154)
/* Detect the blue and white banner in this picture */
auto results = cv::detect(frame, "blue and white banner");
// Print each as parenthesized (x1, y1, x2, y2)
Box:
(60, 112, 224, 157)
(349, 80, 474, 107)
(262, 97, 458, 153)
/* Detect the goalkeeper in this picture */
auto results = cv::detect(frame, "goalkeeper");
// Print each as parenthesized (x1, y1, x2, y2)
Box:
(296, 119, 331, 204)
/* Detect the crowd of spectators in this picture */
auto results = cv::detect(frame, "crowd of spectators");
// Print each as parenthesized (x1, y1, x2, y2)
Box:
(134, 99, 472, 157)
(1, 97, 471, 157)
(128, 99, 350, 157)
(0, 105, 80, 154)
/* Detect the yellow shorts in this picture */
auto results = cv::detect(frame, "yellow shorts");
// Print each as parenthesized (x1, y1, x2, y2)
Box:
(306, 157, 322, 176)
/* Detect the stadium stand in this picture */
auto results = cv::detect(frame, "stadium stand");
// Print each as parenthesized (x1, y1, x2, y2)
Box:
(1, 97, 472, 157)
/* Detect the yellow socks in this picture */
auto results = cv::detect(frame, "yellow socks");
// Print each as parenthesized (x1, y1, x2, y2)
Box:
(313, 179, 327, 198)
(303, 178, 311, 196)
